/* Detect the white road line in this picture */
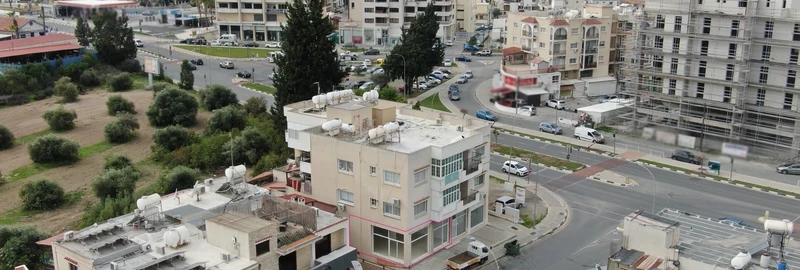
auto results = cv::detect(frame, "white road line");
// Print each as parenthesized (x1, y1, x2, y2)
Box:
(570, 229, 618, 256)
(568, 200, 631, 220)
(570, 207, 623, 223)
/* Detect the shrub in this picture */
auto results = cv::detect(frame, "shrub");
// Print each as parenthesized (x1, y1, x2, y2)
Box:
(27, 135, 79, 163)
(53, 76, 79, 103)
(58, 62, 89, 83)
(42, 106, 78, 131)
(184, 133, 229, 171)
(159, 166, 199, 193)
(251, 153, 287, 177)
(104, 116, 139, 144)
(118, 59, 142, 73)
(243, 96, 268, 116)
(223, 127, 271, 165)
(92, 167, 140, 199)
(79, 192, 135, 228)
(0, 227, 49, 270)
(103, 154, 134, 171)
(79, 69, 101, 87)
(106, 95, 136, 116)
(146, 88, 198, 127)
(19, 179, 66, 211)
(115, 112, 140, 130)
(206, 106, 247, 134)
(0, 125, 13, 150)
(199, 84, 238, 111)
(109, 72, 133, 92)
(151, 82, 178, 97)
(179, 60, 194, 90)
(153, 125, 195, 151)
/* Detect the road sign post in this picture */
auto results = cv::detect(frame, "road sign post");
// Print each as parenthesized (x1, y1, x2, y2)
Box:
(144, 57, 160, 87)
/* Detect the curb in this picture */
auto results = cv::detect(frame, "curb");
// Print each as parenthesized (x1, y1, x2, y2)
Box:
(170, 46, 274, 62)
(491, 151, 582, 174)
(237, 84, 275, 98)
(589, 175, 634, 187)
(138, 49, 171, 61)
(497, 129, 617, 158)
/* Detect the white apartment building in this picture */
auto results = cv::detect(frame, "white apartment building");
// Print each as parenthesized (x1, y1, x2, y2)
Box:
(339, 0, 457, 46)
(215, 0, 297, 42)
(622, 0, 800, 154)
(282, 91, 491, 267)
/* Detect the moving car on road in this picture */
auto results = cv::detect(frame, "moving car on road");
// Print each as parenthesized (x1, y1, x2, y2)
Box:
(475, 50, 492, 56)
(265, 42, 281, 48)
(190, 59, 204, 65)
(446, 40, 453, 46)
(465, 70, 473, 78)
(134, 39, 144, 47)
(364, 49, 381, 55)
(241, 42, 259, 48)
(187, 62, 197, 70)
(545, 99, 566, 110)
(776, 163, 800, 174)
(449, 91, 460, 101)
(219, 61, 235, 69)
(671, 150, 700, 164)
(236, 71, 252, 78)
(456, 75, 468, 84)
(455, 55, 472, 62)
(502, 161, 531, 176)
(518, 105, 536, 116)
(180, 38, 195, 44)
(539, 122, 562, 134)
(476, 109, 497, 121)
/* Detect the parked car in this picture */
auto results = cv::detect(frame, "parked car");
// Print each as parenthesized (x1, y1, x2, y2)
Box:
(265, 42, 281, 48)
(456, 75, 468, 84)
(364, 49, 381, 55)
(190, 59, 204, 65)
(476, 109, 497, 121)
(776, 163, 800, 174)
(446, 40, 453, 46)
(475, 50, 492, 56)
(496, 196, 523, 210)
(210, 40, 222, 46)
(455, 55, 472, 62)
(449, 91, 460, 101)
(432, 71, 449, 79)
(600, 95, 618, 103)
(180, 38, 195, 44)
(236, 71, 252, 78)
(223, 41, 239, 46)
(193, 37, 207, 45)
(359, 82, 374, 90)
(443, 59, 453, 67)
(219, 61, 235, 69)
(671, 150, 700, 164)
(574, 126, 605, 144)
(518, 105, 536, 116)
(539, 122, 562, 134)
(187, 62, 197, 70)
(372, 68, 384, 74)
(242, 42, 259, 48)
(363, 59, 372, 67)
(465, 70, 473, 79)
(414, 82, 428, 90)
(437, 68, 452, 75)
(353, 80, 368, 88)
(502, 161, 530, 176)
(134, 39, 144, 47)
(464, 45, 480, 51)
(141, 11, 154, 16)
(365, 67, 378, 74)
(426, 77, 442, 84)
(719, 217, 750, 227)
(546, 99, 566, 110)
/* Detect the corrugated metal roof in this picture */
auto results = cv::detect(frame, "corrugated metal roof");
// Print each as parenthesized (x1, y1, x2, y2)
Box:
(0, 33, 75, 51)
(0, 43, 82, 58)
(632, 254, 663, 269)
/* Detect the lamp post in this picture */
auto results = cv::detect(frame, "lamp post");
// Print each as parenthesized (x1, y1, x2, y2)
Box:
(467, 237, 500, 270)
(634, 163, 658, 213)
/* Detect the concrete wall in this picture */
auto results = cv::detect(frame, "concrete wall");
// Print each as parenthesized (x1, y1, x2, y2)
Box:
(331, 228, 346, 249)
(52, 244, 94, 270)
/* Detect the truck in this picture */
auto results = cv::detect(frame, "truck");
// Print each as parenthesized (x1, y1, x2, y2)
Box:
(445, 241, 490, 270)
(475, 50, 492, 56)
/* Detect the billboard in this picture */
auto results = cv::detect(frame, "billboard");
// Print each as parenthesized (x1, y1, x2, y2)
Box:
(144, 57, 159, 74)
(722, 143, 749, 158)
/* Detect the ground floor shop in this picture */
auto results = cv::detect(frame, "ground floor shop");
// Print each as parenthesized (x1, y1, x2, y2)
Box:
(218, 23, 284, 42)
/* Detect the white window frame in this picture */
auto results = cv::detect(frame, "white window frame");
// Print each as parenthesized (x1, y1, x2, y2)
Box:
(599, 56, 604, 62)
(370, 166, 377, 176)
(443, 185, 460, 206)
(286, 129, 299, 139)
(414, 200, 427, 216)
(370, 198, 378, 208)
(383, 201, 400, 217)
(338, 189, 354, 205)
(414, 169, 428, 185)
(383, 170, 400, 186)
(372, 226, 404, 259)
(601, 26, 607, 32)
(569, 58, 577, 64)
(338, 159, 353, 173)
(474, 174, 485, 187)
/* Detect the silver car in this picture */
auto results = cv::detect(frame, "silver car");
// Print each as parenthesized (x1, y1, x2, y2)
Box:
(777, 163, 800, 174)
(539, 122, 562, 134)
(456, 75, 468, 84)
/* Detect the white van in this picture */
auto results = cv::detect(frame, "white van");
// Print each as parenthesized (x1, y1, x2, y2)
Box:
(217, 34, 237, 44)
(574, 126, 605, 144)
(268, 51, 284, 63)
(363, 59, 372, 67)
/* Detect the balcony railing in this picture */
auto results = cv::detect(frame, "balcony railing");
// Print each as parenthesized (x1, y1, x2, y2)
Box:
(584, 48, 598, 54)
(465, 155, 482, 175)
(522, 31, 533, 37)
(584, 33, 599, 39)
(299, 153, 311, 163)
(553, 34, 567, 40)
(581, 62, 598, 69)
(521, 45, 531, 51)
(550, 49, 566, 55)
(461, 190, 480, 205)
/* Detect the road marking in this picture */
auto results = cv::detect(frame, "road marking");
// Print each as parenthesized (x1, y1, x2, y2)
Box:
(570, 229, 618, 256)
(568, 200, 630, 220)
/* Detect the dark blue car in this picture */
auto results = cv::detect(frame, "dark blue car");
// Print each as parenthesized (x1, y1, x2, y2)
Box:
(476, 109, 497, 121)
(455, 55, 472, 62)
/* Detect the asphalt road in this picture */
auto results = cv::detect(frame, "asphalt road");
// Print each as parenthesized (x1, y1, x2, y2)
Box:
(485, 134, 800, 270)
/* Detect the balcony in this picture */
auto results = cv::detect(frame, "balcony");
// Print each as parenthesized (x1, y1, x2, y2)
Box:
(461, 189, 479, 205)
(433, 0, 453, 5)
(216, 8, 238, 13)
(583, 48, 598, 54)
(265, 8, 287, 14)
(584, 33, 599, 39)
(550, 49, 566, 55)
(553, 34, 567, 40)
(521, 45, 532, 51)
(522, 31, 535, 37)
(581, 62, 597, 69)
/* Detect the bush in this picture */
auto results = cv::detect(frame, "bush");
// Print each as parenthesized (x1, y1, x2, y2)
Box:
(19, 179, 66, 211)
(79, 192, 135, 228)
(199, 84, 238, 111)
(0, 227, 49, 270)
(106, 95, 136, 116)
(251, 153, 287, 177)
(104, 115, 139, 143)
(183, 133, 229, 171)
(92, 167, 140, 199)
(153, 125, 195, 151)
(179, 60, 194, 90)
(0, 125, 13, 150)
(103, 154, 134, 171)
(151, 81, 178, 97)
(109, 72, 133, 92)
(243, 96, 268, 116)
(27, 135, 80, 163)
(115, 112, 140, 130)
(223, 127, 271, 165)
(159, 166, 199, 193)
(206, 106, 247, 134)
(146, 88, 198, 127)
(118, 59, 142, 73)
(42, 106, 77, 131)
(79, 69, 101, 87)
(53, 76, 79, 103)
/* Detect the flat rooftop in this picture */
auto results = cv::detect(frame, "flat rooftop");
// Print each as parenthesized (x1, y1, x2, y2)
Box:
(657, 209, 800, 268)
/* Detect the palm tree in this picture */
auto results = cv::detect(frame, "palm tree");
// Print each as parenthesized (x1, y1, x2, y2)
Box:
(6, 12, 20, 39)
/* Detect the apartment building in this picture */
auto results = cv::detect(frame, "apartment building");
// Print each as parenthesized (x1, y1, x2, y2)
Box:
(43, 174, 354, 270)
(282, 91, 491, 267)
(504, 4, 633, 97)
(621, 0, 800, 154)
(215, 0, 295, 42)
(338, 0, 457, 46)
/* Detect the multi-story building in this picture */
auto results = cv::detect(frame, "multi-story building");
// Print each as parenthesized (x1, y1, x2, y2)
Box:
(339, 0, 457, 46)
(621, 0, 800, 154)
(215, 0, 295, 42)
(456, 0, 489, 32)
(504, 4, 634, 97)
(282, 93, 491, 267)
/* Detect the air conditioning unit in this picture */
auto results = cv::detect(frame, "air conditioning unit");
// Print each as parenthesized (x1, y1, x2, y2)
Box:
(204, 179, 214, 186)
(110, 262, 119, 270)
(436, 118, 443, 125)
(457, 125, 464, 132)
(221, 253, 231, 261)
(338, 203, 346, 211)
(63, 231, 74, 241)
(155, 245, 166, 255)
(311, 207, 320, 216)
(392, 198, 401, 205)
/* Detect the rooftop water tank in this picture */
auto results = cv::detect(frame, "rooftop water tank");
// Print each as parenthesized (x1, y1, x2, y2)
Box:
(164, 225, 191, 248)
(322, 118, 343, 131)
(730, 251, 751, 270)
(341, 124, 356, 133)
(384, 122, 399, 133)
(765, 220, 794, 235)
(368, 128, 378, 139)
(136, 194, 162, 210)
(225, 165, 247, 185)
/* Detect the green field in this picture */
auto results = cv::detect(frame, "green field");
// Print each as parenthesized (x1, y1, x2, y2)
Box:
(417, 94, 450, 112)
(174, 45, 277, 59)
(242, 83, 277, 95)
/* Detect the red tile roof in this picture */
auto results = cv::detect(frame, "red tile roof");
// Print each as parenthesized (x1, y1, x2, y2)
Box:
(521, 17, 538, 24)
(583, 18, 603, 25)
(551, 19, 569, 26)
(0, 43, 82, 58)
(0, 33, 77, 51)
(35, 232, 65, 246)
(0, 17, 30, 32)
(502, 46, 523, 56)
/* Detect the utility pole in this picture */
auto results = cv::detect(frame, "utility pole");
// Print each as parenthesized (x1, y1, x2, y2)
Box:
(532, 181, 538, 228)
(40, 6, 45, 34)
(526, 156, 532, 183)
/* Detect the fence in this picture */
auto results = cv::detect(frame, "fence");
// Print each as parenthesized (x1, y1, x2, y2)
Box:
(614, 142, 665, 157)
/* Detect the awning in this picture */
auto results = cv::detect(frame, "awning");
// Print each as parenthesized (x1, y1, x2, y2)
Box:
(560, 85, 575, 90)
(519, 88, 548, 96)
(491, 87, 514, 95)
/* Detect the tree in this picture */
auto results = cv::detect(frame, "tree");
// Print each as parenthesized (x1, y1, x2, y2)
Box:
(243, 96, 268, 116)
(92, 167, 140, 199)
(467, 36, 478, 46)
(80, 69, 101, 87)
(42, 106, 78, 131)
(91, 11, 137, 64)
(19, 179, 66, 211)
(0, 125, 13, 150)
(223, 127, 271, 165)
(179, 60, 195, 90)
(382, 3, 445, 93)
(106, 95, 136, 115)
(146, 88, 198, 127)
(251, 153, 288, 177)
(28, 135, 80, 163)
(0, 227, 49, 270)
(115, 112, 140, 130)
(104, 115, 139, 143)
(74, 16, 93, 46)
(206, 106, 247, 134)
(103, 154, 134, 171)
(199, 84, 238, 111)
(159, 166, 199, 194)
(371, 73, 391, 88)
(54, 76, 79, 103)
(109, 72, 133, 92)
(271, 0, 345, 131)
(491, 8, 503, 18)
(152, 82, 179, 97)
(5, 12, 20, 39)
(153, 125, 195, 151)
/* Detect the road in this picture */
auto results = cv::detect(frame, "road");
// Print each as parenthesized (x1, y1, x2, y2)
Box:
(484, 134, 800, 269)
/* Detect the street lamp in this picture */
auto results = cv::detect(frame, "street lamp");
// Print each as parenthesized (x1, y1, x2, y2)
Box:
(467, 236, 500, 270)
(634, 162, 658, 213)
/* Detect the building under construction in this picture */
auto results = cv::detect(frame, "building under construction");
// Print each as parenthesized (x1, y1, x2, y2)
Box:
(620, 0, 800, 157)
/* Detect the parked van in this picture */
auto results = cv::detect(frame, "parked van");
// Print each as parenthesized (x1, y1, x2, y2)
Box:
(268, 51, 284, 63)
(574, 126, 605, 144)
(217, 34, 237, 44)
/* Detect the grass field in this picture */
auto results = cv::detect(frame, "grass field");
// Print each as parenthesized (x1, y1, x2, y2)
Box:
(418, 94, 450, 112)
(242, 83, 277, 95)
(174, 45, 277, 58)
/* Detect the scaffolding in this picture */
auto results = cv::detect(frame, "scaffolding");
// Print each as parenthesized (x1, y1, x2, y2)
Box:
(620, 0, 800, 158)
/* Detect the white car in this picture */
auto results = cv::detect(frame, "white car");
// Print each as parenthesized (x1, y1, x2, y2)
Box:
(268, 73, 276, 80)
(446, 40, 453, 46)
(134, 39, 144, 47)
(265, 42, 281, 48)
(432, 71, 449, 79)
(546, 99, 566, 110)
(414, 82, 428, 89)
(426, 76, 442, 84)
(456, 75, 468, 84)
(210, 40, 222, 46)
(518, 105, 536, 116)
(359, 82, 374, 90)
(223, 41, 238, 46)
(372, 68, 384, 74)
(363, 59, 372, 66)
(465, 70, 473, 79)
(443, 59, 453, 67)
(502, 161, 531, 176)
